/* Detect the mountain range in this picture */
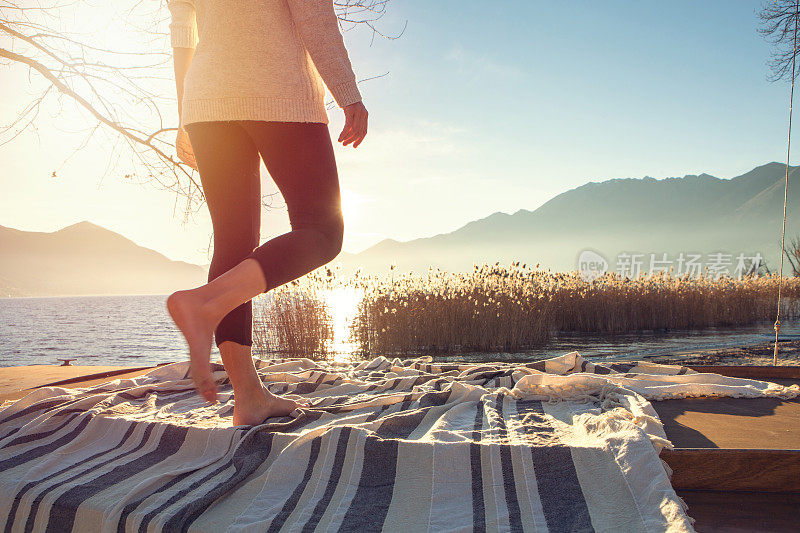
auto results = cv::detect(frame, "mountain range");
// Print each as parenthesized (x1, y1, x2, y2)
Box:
(0, 222, 206, 297)
(2, 162, 798, 297)
(336, 162, 800, 276)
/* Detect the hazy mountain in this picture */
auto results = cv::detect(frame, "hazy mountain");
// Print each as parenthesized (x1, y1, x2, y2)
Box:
(0, 221, 207, 297)
(4, 162, 796, 297)
(338, 162, 800, 275)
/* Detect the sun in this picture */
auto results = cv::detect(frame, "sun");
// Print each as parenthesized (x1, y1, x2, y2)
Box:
(340, 189, 366, 225)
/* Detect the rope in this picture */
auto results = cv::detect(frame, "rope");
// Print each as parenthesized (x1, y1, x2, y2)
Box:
(774, 0, 800, 366)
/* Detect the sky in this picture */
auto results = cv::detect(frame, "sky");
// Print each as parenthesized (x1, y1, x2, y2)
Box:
(0, 0, 795, 265)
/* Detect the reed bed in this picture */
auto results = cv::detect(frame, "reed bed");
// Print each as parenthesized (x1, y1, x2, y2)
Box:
(252, 272, 333, 358)
(350, 264, 551, 354)
(252, 263, 800, 357)
(547, 270, 800, 332)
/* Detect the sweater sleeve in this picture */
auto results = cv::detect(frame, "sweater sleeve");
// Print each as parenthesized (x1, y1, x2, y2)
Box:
(287, 0, 363, 108)
(167, 0, 199, 49)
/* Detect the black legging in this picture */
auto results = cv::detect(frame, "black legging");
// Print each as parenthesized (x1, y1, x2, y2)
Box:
(184, 120, 344, 347)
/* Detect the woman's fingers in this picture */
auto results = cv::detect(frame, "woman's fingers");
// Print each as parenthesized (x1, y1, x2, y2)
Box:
(176, 129, 198, 170)
(338, 112, 354, 143)
(340, 111, 367, 147)
(183, 151, 198, 170)
(346, 116, 365, 147)
(179, 150, 198, 171)
(338, 102, 368, 148)
(352, 112, 367, 148)
(178, 146, 195, 167)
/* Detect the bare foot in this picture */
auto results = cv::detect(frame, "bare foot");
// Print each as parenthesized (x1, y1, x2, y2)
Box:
(166, 289, 220, 404)
(232, 385, 311, 426)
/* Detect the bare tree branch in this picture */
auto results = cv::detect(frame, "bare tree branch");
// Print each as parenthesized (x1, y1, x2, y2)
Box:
(758, 0, 800, 82)
(1, 0, 401, 221)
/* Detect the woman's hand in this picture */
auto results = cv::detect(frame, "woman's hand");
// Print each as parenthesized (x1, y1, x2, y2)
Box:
(338, 101, 368, 148)
(176, 127, 198, 170)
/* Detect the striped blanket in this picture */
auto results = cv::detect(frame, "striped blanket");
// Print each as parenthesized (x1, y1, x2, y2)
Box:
(5, 352, 791, 533)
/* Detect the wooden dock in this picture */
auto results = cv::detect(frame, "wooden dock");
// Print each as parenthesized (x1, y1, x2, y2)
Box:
(655, 365, 800, 532)
(0, 364, 165, 404)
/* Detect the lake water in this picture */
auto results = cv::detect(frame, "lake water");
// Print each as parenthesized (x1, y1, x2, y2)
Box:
(0, 294, 191, 367)
(1, 294, 799, 367)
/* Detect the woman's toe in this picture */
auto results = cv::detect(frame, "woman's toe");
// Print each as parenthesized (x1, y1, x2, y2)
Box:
(195, 376, 218, 402)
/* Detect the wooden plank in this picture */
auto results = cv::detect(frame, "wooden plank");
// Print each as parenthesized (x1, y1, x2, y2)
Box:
(0, 366, 165, 404)
(653, 397, 800, 449)
(676, 490, 800, 532)
(661, 449, 800, 493)
(688, 365, 800, 380)
(27, 363, 170, 389)
(0, 365, 145, 395)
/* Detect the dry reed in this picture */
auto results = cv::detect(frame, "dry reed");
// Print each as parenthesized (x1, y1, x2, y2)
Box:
(252, 271, 334, 359)
(251, 263, 800, 357)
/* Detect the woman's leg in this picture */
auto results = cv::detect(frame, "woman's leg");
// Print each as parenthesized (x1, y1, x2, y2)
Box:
(238, 120, 344, 291)
(167, 120, 342, 423)
(190, 121, 261, 348)
(167, 121, 307, 424)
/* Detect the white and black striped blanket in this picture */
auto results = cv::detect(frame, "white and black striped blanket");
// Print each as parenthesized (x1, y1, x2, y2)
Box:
(3, 352, 793, 533)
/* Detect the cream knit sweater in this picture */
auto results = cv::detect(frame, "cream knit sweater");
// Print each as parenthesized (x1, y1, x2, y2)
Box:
(167, 0, 362, 128)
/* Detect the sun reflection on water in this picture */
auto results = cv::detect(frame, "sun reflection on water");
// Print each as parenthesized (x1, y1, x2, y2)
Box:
(323, 286, 364, 362)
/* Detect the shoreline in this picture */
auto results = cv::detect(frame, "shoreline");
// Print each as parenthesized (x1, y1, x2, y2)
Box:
(643, 339, 800, 366)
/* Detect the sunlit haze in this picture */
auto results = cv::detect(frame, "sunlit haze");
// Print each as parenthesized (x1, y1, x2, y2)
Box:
(1, 1, 794, 266)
